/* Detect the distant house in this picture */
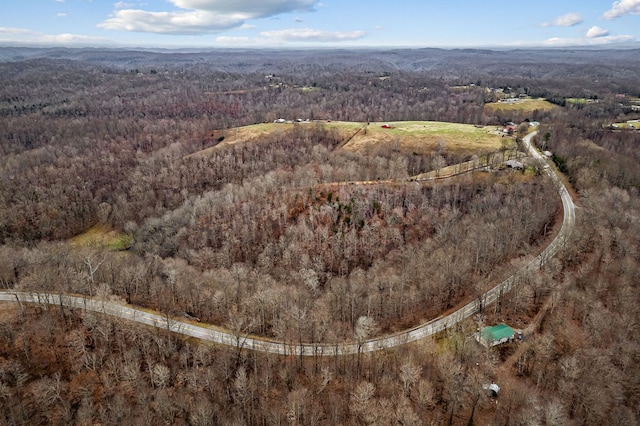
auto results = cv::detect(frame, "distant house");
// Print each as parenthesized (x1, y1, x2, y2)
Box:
(476, 324, 516, 347)
(505, 159, 524, 170)
(483, 383, 501, 398)
(503, 124, 517, 135)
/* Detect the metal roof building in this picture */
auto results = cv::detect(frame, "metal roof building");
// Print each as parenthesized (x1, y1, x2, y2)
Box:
(476, 324, 516, 347)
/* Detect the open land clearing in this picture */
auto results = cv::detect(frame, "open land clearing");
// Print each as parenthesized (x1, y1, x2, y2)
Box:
(566, 97, 598, 105)
(186, 122, 297, 158)
(340, 121, 509, 156)
(70, 224, 132, 251)
(189, 120, 512, 159)
(484, 98, 559, 113)
(612, 120, 640, 129)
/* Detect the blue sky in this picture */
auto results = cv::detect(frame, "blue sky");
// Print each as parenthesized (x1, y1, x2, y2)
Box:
(1, 0, 639, 48)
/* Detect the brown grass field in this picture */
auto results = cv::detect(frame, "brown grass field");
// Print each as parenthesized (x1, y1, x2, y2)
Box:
(340, 121, 509, 156)
(189, 120, 512, 158)
(484, 98, 559, 113)
(612, 120, 640, 129)
(71, 224, 132, 251)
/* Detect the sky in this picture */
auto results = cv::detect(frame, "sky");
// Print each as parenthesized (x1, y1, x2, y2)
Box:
(0, 0, 639, 49)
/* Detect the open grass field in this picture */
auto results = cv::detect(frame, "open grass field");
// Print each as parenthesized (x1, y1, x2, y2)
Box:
(566, 98, 599, 105)
(188, 120, 512, 158)
(186, 122, 312, 158)
(71, 224, 132, 251)
(612, 120, 640, 129)
(341, 121, 510, 155)
(484, 98, 559, 113)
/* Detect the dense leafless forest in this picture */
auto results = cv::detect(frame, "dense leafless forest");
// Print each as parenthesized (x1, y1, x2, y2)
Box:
(1, 47, 640, 425)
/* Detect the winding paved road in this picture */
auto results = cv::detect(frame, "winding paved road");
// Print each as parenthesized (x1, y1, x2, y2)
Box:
(0, 132, 575, 356)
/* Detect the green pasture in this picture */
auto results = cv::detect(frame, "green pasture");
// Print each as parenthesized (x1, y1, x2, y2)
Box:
(484, 98, 559, 112)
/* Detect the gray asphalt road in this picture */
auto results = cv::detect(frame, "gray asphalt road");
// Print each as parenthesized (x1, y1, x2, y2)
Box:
(0, 131, 575, 356)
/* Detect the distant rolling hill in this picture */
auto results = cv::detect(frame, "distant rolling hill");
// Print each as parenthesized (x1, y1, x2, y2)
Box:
(1, 46, 639, 81)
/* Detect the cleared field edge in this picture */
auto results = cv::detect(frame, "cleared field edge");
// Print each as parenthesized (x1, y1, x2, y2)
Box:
(70, 224, 132, 251)
(483, 98, 559, 112)
(343, 121, 509, 155)
(186, 120, 511, 158)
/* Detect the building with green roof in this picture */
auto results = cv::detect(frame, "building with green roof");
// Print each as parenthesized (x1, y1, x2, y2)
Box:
(476, 324, 516, 347)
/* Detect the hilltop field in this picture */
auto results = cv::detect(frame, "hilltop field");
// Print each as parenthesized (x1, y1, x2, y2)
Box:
(483, 97, 559, 113)
(192, 120, 512, 158)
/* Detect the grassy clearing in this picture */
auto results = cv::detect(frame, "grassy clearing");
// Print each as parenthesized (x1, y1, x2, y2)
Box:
(342, 121, 510, 156)
(566, 98, 601, 105)
(484, 98, 559, 113)
(612, 121, 640, 129)
(186, 123, 294, 158)
(188, 121, 363, 158)
(188, 120, 511, 158)
(71, 224, 132, 251)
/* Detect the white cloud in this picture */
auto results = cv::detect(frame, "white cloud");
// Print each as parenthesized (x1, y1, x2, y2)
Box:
(100, 0, 318, 34)
(39, 33, 110, 44)
(0, 27, 33, 34)
(544, 24, 635, 45)
(541, 12, 583, 27)
(170, 0, 316, 17)
(0, 29, 111, 46)
(544, 34, 634, 46)
(294, 17, 303, 22)
(213, 27, 366, 46)
(215, 35, 253, 44)
(260, 28, 366, 42)
(56, 13, 68, 17)
(603, 0, 640, 19)
(586, 26, 609, 38)
(114, 1, 135, 8)
(99, 9, 245, 34)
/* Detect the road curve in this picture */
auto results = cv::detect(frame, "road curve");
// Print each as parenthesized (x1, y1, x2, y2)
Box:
(0, 132, 575, 356)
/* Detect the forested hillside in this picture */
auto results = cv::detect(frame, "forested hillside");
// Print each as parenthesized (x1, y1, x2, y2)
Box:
(1, 47, 640, 425)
